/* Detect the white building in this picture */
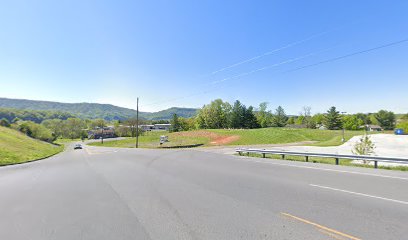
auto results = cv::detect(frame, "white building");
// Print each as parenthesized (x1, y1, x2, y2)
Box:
(140, 124, 171, 131)
(365, 124, 383, 131)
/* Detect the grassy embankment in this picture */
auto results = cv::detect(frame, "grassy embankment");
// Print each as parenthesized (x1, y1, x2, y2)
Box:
(0, 126, 63, 166)
(88, 128, 374, 148)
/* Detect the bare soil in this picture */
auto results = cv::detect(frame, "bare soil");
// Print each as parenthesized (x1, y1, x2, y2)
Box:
(173, 130, 240, 145)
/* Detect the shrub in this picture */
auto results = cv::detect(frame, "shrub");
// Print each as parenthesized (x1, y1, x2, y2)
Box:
(15, 121, 56, 142)
(396, 121, 408, 133)
(0, 118, 10, 127)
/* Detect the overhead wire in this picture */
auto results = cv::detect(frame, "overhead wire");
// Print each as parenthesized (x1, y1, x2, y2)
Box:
(141, 46, 332, 107)
(142, 37, 408, 108)
(285, 38, 408, 73)
(208, 30, 329, 75)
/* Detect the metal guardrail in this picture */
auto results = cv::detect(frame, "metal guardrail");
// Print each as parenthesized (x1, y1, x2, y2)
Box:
(236, 148, 408, 168)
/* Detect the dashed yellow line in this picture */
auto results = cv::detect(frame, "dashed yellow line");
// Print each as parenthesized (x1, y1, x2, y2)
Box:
(281, 212, 361, 240)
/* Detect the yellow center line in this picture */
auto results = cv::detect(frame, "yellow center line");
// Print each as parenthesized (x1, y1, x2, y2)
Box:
(280, 212, 362, 240)
(318, 229, 348, 240)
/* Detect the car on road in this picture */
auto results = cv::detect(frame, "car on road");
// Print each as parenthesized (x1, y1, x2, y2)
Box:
(74, 144, 82, 150)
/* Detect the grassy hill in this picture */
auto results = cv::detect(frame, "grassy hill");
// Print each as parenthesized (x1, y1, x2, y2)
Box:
(89, 128, 371, 148)
(143, 107, 198, 120)
(0, 126, 63, 166)
(0, 97, 198, 121)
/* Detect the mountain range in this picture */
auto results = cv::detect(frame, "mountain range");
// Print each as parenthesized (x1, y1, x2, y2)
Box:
(0, 98, 198, 121)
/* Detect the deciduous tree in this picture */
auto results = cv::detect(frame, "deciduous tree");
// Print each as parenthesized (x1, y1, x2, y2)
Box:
(374, 110, 395, 130)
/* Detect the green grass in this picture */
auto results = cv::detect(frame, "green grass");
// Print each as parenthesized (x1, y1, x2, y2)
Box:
(241, 152, 408, 171)
(0, 126, 64, 166)
(54, 138, 82, 145)
(89, 131, 210, 148)
(209, 128, 371, 146)
(88, 128, 380, 149)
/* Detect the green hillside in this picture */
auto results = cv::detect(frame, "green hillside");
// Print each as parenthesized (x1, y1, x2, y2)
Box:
(89, 128, 371, 148)
(0, 126, 63, 166)
(0, 98, 198, 121)
(143, 107, 198, 120)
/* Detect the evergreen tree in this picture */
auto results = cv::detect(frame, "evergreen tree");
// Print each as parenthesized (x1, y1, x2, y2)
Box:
(324, 106, 343, 130)
(230, 100, 245, 128)
(243, 106, 260, 129)
(271, 106, 288, 127)
(171, 113, 181, 132)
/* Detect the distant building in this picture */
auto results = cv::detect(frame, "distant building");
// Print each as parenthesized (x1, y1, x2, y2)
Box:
(88, 127, 116, 139)
(140, 125, 155, 131)
(139, 123, 171, 131)
(363, 124, 383, 132)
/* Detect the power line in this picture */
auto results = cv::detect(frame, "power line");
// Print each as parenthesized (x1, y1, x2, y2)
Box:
(285, 38, 408, 73)
(209, 46, 335, 86)
(142, 46, 335, 107)
(142, 38, 408, 108)
(209, 31, 329, 75)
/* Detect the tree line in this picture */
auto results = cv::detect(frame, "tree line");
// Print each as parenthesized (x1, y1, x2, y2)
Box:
(1, 98, 406, 143)
(171, 99, 402, 131)
(0, 107, 76, 123)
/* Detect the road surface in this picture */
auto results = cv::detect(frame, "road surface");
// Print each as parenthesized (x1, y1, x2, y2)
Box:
(0, 144, 407, 239)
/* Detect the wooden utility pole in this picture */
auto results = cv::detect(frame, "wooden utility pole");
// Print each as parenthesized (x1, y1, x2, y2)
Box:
(136, 97, 139, 148)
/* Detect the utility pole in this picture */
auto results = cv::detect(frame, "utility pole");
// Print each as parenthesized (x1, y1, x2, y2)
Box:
(136, 97, 139, 148)
(341, 111, 347, 142)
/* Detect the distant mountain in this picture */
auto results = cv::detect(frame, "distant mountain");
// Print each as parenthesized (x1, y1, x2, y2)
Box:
(143, 107, 198, 120)
(0, 98, 198, 121)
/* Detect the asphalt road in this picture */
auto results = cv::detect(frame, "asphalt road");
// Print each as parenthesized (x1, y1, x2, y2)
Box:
(0, 144, 407, 240)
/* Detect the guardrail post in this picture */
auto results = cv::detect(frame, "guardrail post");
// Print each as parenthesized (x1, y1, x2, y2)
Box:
(236, 149, 408, 166)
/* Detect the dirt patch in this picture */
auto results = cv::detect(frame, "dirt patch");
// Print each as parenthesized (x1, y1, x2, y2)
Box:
(173, 130, 240, 145)
(210, 135, 240, 145)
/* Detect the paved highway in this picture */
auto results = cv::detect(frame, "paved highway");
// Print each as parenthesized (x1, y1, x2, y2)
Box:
(0, 144, 407, 239)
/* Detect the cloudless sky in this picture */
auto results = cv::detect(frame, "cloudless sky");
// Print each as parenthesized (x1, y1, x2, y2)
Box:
(1, 0, 407, 114)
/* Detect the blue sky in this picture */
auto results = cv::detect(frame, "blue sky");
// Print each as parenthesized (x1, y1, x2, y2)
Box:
(1, 0, 407, 114)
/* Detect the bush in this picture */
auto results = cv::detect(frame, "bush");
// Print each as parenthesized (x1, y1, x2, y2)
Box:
(0, 118, 10, 127)
(15, 121, 56, 142)
(396, 121, 408, 133)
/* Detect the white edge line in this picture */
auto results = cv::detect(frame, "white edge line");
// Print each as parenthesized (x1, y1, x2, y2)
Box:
(234, 157, 408, 181)
(310, 184, 408, 205)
